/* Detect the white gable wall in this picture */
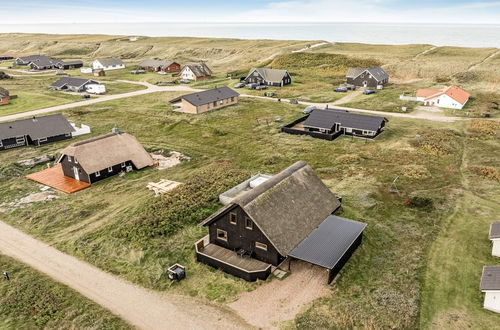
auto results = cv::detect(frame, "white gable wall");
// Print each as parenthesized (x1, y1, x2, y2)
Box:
(180, 67, 196, 80)
(492, 239, 500, 257)
(484, 291, 500, 313)
(424, 94, 466, 110)
(92, 60, 125, 71)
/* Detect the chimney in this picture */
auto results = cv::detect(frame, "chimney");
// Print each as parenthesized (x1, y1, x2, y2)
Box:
(32, 116, 37, 122)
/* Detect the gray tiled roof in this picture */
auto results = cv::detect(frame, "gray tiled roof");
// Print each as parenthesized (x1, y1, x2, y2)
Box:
(183, 62, 212, 78)
(170, 86, 239, 107)
(289, 215, 366, 269)
(95, 58, 124, 67)
(346, 66, 389, 81)
(304, 108, 387, 131)
(0, 87, 9, 97)
(490, 222, 500, 239)
(480, 266, 500, 291)
(248, 68, 289, 84)
(0, 114, 75, 140)
(51, 77, 98, 89)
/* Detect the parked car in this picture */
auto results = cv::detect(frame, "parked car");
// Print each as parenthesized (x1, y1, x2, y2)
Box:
(334, 87, 348, 93)
(234, 82, 245, 88)
(179, 79, 190, 84)
(82, 94, 90, 99)
(255, 85, 268, 90)
(157, 71, 167, 75)
(289, 99, 299, 104)
(303, 105, 316, 114)
(346, 85, 356, 91)
(363, 89, 376, 95)
(247, 83, 258, 90)
(130, 70, 146, 74)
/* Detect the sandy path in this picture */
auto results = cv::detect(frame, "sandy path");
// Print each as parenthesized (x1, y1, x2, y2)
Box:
(332, 90, 362, 105)
(229, 261, 331, 329)
(0, 220, 250, 330)
(0, 81, 199, 122)
(467, 49, 500, 71)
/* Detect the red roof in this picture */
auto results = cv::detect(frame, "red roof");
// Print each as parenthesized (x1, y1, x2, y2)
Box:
(416, 86, 470, 105)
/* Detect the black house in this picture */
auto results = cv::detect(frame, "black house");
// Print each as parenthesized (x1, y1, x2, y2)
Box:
(58, 130, 154, 184)
(346, 66, 389, 88)
(0, 114, 75, 151)
(282, 108, 388, 140)
(195, 161, 366, 283)
(14, 55, 83, 70)
(244, 68, 291, 87)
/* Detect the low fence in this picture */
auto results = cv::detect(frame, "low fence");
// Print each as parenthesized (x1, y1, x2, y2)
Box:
(281, 116, 342, 141)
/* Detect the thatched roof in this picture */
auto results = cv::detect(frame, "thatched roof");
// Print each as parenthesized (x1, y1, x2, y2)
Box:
(0, 87, 9, 96)
(201, 161, 341, 255)
(60, 132, 153, 174)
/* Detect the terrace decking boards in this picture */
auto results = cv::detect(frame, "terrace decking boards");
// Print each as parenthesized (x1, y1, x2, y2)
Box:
(26, 164, 91, 193)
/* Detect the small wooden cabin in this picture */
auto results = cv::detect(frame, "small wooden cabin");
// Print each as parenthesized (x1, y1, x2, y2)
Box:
(169, 86, 239, 114)
(196, 161, 366, 283)
(0, 87, 10, 106)
(58, 130, 154, 184)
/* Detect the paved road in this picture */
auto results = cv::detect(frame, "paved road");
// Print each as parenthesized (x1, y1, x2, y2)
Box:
(0, 81, 199, 122)
(0, 220, 250, 330)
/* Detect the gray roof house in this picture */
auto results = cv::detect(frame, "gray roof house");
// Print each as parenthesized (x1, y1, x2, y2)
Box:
(490, 222, 500, 257)
(0, 114, 75, 151)
(346, 66, 389, 88)
(51, 77, 100, 92)
(196, 161, 366, 282)
(15, 55, 83, 70)
(282, 108, 388, 140)
(480, 265, 500, 313)
(170, 86, 239, 114)
(138, 59, 180, 72)
(244, 67, 292, 87)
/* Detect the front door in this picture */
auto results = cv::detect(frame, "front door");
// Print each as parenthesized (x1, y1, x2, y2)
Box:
(363, 81, 368, 87)
(73, 166, 80, 181)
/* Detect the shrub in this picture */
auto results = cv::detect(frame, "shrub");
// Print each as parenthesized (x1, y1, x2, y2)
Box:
(0, 71, 12, 79)
(468, 166, 500, 182)
(467, 120, 500, 139)
(409, 130, 461, 156)
(404, 196, 434, 209)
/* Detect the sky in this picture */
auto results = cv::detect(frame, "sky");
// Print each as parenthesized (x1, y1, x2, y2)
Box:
(1, 0, 500, 24)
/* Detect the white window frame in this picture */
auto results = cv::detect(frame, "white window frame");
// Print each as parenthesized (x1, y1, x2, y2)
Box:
(216, 229, 228, 242)
(108, 166, 113, 173)
(121, 162, 126, 168)
(38, 137, 47, 143)
(255, 242, 268, 251)
(95, 171, 100, 177)
(68, 156, 72, 162)
(229, 212, 237, 225)
(245, 217, 253, 230)
(0, 140, 3, 147)
(16, 136, 25, 144)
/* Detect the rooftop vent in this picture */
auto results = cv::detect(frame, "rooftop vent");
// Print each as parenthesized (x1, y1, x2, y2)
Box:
(112, 127, 121, 135)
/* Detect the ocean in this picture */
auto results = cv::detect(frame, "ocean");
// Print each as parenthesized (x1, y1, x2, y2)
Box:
(0, 22, 499, 48)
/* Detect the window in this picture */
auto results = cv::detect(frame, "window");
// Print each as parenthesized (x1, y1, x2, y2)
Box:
(229, 212, 237, 225)
(216, 229, 228, 241)
(38, 137, 47, 143)
(245, 217, 253, 230)
(65, 133, 71, 137)
(68, 156, 72, 162)
(255, 242, 267, 251)
(231, 97, 235, 102)
(74, 158, 78, 164)
(121, 162, 126, 168)
(95, 171, 100, 177)
(16, 136, 25, 144)
(108, 166, 113, 173)
(213, 101, 217, 107)
(0, 140, 3, 147)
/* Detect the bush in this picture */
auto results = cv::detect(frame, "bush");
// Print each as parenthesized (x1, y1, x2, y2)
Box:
(404, 196, 434, 209)
(467, 120, 500, 139)
(0, 71, 12, 79)
(410, 130, 461, 156)
(469, 166, 500, 182)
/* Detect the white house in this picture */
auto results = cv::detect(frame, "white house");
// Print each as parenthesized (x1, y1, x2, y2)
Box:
(86, 84, 106, 95)
(178, 62, 212, 81)
(92, 58, 125, 71)
(416, 86, 470, 110)
(490, 222, 500, 257)
(80, 67, 93, 74)
(480, 266, 500, 314)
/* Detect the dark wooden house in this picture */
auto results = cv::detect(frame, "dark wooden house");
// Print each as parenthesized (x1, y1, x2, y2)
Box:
(196, 161, 366, 282)
(244, 67, 291, 87)
(0, 114, 75, 151)
(346, 66, 389, 88)
(138, 59, 181, 72)
(282, 108, 388, 140)
(58, 130, 154, 184)
(0, 87, 10, 106)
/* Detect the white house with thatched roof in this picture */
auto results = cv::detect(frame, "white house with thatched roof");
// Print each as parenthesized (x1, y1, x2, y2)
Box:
(57, 129, 153, 184)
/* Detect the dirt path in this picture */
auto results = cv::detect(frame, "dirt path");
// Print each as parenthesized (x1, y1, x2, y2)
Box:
(291, 42, 329, 53)
(467, 49, 500, 71)
(0, 220, 251, 330)
(332, 90, 362, 105)
(0, 81, 199, 122)
(413, 46, 438, 60)
(229, 261, 331, 329)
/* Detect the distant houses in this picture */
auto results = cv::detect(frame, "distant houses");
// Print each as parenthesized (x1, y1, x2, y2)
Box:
(57, 130, 154, 184)
(480, 266, 500, 314)
(0, 114, 75, 151)
(244, 68, 291, 87)
(92, 58, 125, 71)
(170, 86, 239, 114)
(346, 66, 389, 88)
(51, 77, 106, 94)
(195, 161, 366, 282)
(415, 85, 470, 109)
(178, 62, 212, 81)
(0, 56, 14, 60)
(282, 108, 388, 140)
(138, 59, 181, 73)
(14, 55, 83, 70)
(0, 87, 10, 106)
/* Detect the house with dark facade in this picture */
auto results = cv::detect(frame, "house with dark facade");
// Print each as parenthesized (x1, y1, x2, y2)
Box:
(170, 86, 239, 114)
(51, 77, 102, 93)
(195, 161, 366, 283)
(138, 59, 181, 73)
(0, 87, 10, 106)
(57, 130, 154, 184)
(178, 62, 212, 81)
(346, 66, 389, 88)
(282, 108, 388, 140)
(14, 55, 83, 70)
(0, 114, 75, 151)
(244, 67, 291, 87)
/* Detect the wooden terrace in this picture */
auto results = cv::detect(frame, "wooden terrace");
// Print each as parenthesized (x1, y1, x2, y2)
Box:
(26, 164, 91, 193)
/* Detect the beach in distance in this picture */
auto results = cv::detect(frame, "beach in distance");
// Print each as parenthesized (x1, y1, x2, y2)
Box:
(1, 22, 499, 47)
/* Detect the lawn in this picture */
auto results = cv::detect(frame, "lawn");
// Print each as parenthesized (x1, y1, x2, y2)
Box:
(0, 91, 498, 328)
(0, 254, 129, 329)
(341, 83, 417, 113)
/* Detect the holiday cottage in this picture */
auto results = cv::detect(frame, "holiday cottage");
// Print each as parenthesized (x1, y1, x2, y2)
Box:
(92, 58, 125, 71)
(138, 59, 181, 73)
(490, 222, 500, 257)
(178, 62, 212, 81)
(346, 66, 389, 88)
(480, 266, 500, 314)
(170, 86, 239, 114)
(244, 68, 292, 87)
(416, 85, 470, 109)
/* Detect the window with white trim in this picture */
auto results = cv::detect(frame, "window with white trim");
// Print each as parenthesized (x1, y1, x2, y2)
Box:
(68, 156, 72, 162)
(121, 162, 126, 168)
(95, 171, 100, 177)
(108, 166, 113, 173)
(229, 212, 237, 225)
(216, 229, 228, 241)
(255, 242, 268, 251)
(38, 137, 47, 143)
(16, 136, 25, 144)
(245, 217, 253, 230)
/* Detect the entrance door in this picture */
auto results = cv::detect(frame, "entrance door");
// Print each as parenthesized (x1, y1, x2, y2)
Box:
(363, 81, 368, 87)
(73, 166, 80, 181)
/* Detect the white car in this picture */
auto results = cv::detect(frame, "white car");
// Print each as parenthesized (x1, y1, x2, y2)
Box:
(86, 84, 106, 95)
